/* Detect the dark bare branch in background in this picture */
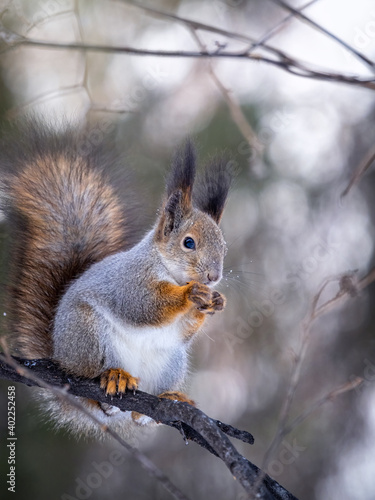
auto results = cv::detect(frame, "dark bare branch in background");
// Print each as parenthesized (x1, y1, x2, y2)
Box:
(342, 144, 375, 197)
(269, 0, 375, 71)
(0, 26, 374, 91)
(283, 377, 363, 436)
(1, 0, 375, 124)
(259, 267, 375, 486)
(249, 0, 320, 51)
(186, 0, 321, 152)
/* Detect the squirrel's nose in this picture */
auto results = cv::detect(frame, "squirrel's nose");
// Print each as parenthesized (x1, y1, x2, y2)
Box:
(207, 271, 220, 283)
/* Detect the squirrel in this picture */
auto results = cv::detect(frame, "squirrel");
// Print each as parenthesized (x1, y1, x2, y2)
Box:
(0, 121, 232, 438)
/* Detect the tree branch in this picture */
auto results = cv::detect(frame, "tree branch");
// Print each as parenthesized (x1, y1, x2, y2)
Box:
(341, 144, 375, 197)
(259, 267, 375, 485)
(269, 0, 375, 71)
(1, 29, 375, 91)
(0, 355, 298, 500)
(0, 352, 190, 500)
(249, 0, 320, 52)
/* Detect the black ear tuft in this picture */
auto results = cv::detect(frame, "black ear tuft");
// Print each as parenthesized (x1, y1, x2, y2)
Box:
(164, 190, 183, 235)
(167, 140, 196, 199)
(193, 157, 233, 223)
(156, 142, 197, 241)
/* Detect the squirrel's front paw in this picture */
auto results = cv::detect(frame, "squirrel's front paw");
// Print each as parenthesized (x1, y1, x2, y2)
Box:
(187, 281, 212, 309)
(100, 368, 139, 397)
(198, 290, 226, 314)
(210, 290, 226, 312)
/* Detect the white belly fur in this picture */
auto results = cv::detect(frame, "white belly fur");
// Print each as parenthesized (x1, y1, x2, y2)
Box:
(99, 306, 185, 394)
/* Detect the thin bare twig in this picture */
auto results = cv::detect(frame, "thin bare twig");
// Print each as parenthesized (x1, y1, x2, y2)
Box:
(5, 85, 87, 119)
(313, 271, 359, 319)
(189, 27, 262, 154)
(89, 105, 136, 114)
(126, 1, 375, 86)
(341, 144, 375, 197)
(24, 9, 74, 36)
(249, 0, 320, 52)
(1, 28, 375, 90)
(187, 0, 321, 155)
(128, 0, 315, 64)
(269, 0, 375, 71)
(259, 266, 374, 486)
(283, 377, 363, 437)
(253, 376, 364, 493)
(358, 267, 375, 290)
(127, 1, 262, 48)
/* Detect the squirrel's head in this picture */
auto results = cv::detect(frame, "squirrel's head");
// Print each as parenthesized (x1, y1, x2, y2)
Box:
(154, 141, 232, 287)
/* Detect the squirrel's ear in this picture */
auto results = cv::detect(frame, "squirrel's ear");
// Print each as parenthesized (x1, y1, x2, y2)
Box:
(156, 141, 196, 239)
(166, 139, 196, 204)
(162, 190, 185, 235)
(193, 157, 232, 224)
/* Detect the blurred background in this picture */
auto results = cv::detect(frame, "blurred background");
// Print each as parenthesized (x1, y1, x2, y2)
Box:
(1, 1, 375, 499)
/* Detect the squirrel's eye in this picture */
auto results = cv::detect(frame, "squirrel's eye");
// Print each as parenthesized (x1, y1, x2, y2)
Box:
(183, 237, 196, 250)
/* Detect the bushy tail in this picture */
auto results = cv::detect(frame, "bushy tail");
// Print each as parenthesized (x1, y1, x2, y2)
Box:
(1, 122, 137, 358)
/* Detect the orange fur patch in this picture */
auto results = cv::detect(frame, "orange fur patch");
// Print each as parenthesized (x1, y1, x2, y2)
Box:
(158, 390, 195, 406)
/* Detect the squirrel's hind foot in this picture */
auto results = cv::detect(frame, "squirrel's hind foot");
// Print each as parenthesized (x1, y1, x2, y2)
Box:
(158, 390, 195, 406)
(100, 368, 139, 397)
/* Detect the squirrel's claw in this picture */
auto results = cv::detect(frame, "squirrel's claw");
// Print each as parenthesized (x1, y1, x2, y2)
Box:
(100, 368, 139, 397)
